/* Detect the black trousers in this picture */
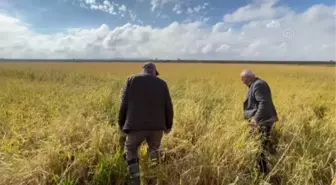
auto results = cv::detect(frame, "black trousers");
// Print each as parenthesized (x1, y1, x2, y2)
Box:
(252, 122, 276, 175)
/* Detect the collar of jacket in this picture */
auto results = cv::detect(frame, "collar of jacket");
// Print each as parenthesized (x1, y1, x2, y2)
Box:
(141, 72, 154, 76)
(248, 77, 259, 87)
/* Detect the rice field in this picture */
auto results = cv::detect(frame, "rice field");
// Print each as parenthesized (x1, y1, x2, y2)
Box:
(0, 62, 335, 185)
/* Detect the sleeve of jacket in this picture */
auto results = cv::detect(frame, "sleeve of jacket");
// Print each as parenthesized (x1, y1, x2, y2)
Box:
(164, 82, 174, 130)
(253, 82, 269, 123)
(118, 77, 130, 130)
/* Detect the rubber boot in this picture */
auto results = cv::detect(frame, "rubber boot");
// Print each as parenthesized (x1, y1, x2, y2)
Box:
(127, 159, 141, 185)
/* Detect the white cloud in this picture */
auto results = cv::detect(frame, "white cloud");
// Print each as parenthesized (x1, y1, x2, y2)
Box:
(156, 11, 170, 20)
(85, 0, 95, 4)
(212, 22, 230, 33)
(152, 0, 207, 13)
(80, 0, 117, 15)
(192, 3, 208, 14)
(0, 14, 30, 33)
(173, 2, 209, 23)
(173, 2, 208, 15)
(78, 0, 131, 17)
(0, 3, 335, 61)
(151, 0, 176, 12)
(119, 4, 127, 12)
(129, 10, 137, 21)
(103, 0, 111, 6)
(224, 0, 292, 23)
(76, 0, 141, 22)
(300, 4, 335, 23)
(266, 20, 280, 28)
(202, 44, 213, 54)
(193, 5, 202, 13)
(173, 4, 183, 14)
(216, 44, 231, 52)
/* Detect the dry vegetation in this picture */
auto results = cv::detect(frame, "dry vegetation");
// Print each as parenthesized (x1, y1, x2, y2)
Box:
(0, 62, 335, 185)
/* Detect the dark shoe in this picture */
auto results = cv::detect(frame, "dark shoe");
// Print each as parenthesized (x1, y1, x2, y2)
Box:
(257, 153, 270, 175)
(269, 175, 282, 185)
(127, 177, 140, 185)
(127, 160, 141, 185)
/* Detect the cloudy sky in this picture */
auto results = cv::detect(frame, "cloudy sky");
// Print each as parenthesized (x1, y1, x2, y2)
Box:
(0, 0, 335, 60)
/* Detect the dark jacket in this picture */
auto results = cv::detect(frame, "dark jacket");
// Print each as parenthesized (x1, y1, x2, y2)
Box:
(118, 73, 174, 132)
(243, 77, 278, 124)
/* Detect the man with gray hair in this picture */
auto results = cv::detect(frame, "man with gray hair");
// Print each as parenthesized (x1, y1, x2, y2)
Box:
(118, 62, 174, 185)
(240, 69, 278, 175)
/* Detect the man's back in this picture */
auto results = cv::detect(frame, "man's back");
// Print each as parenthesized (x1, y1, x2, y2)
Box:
(119, 73, 173, 132)
(119, 63, 174, 185)
(244, 78, 277, 123)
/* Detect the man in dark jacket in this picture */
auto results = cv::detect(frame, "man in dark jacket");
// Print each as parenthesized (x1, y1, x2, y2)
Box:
(241, 69, 278, 175)
(118, 62, 174, 185)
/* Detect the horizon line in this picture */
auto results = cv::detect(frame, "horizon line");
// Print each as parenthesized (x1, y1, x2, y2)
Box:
(0, 58, 335, 62)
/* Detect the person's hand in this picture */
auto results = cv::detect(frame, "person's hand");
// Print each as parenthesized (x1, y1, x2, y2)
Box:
(249, 119, 259, 135)
(249, 119, 259, 128)
(164, 129, 171, 135)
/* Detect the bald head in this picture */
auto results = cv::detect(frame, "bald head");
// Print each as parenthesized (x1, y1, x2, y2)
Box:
(240, 69, 255, 78)
(240, 69, 256, 86)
